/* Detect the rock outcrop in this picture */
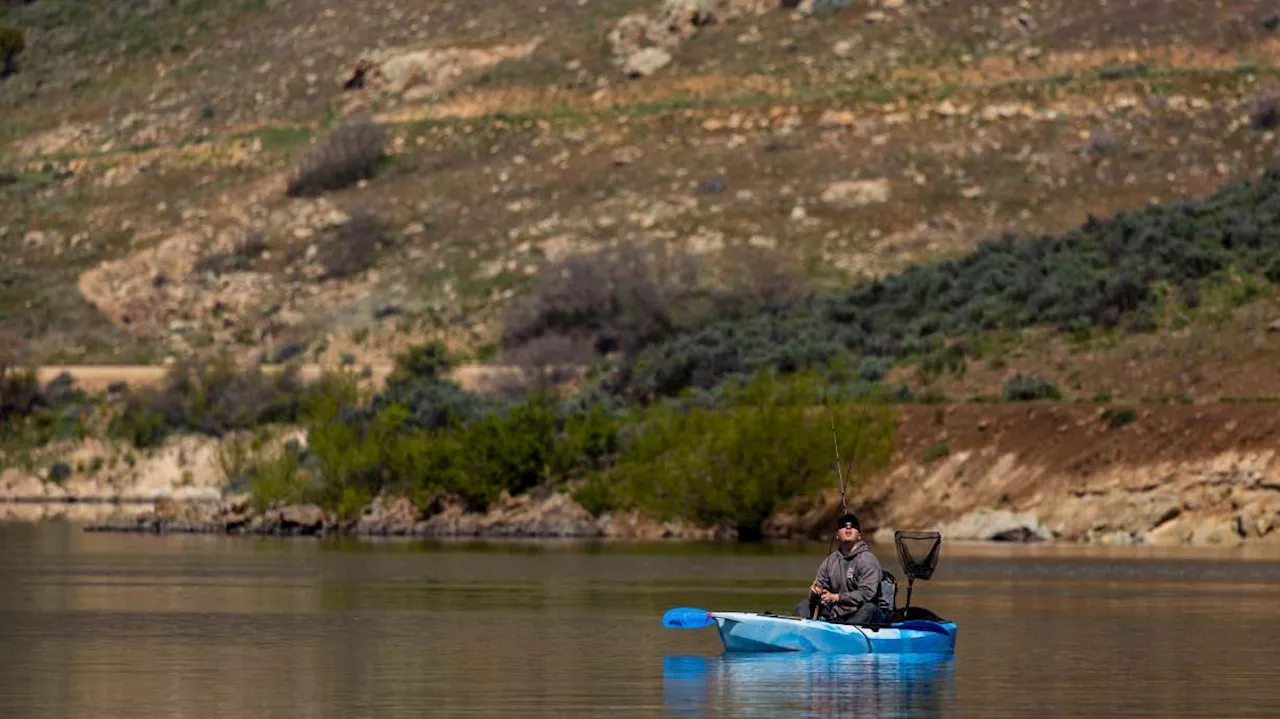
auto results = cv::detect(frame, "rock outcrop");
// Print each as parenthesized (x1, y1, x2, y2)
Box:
(607, 0, 774, 77)
(80, 488, 735, 540)
(846, 404, 1280, 547)
(349, 39, 542, 100)
(936, 508, 1052, 542)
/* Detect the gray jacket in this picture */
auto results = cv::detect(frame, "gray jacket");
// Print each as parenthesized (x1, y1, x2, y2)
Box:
(812, 541, 884, 622)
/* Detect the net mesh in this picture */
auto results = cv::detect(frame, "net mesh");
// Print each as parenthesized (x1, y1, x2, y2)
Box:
(895, 530, 942, 581)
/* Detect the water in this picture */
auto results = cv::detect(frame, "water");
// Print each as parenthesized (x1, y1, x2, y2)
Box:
(2, 522, 1280, 718)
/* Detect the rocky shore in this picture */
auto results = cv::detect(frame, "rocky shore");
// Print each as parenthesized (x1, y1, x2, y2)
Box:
(72, 489, 736, 541)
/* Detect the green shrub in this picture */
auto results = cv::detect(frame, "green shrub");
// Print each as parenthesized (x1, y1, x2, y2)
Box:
(281, 382, 622, 514)
(575, 371, 896, 538)
(921, 441, 950, 463)
(1001, 374, 1062, 401)
(1, 359, 90, 450)
(0, 366, 40, 424)
(1100, 406, 1136, 429)
(370, 342, 499, 431)
(248, 441, 306, 510)
(109, 354, 312, 448)
(250, 366, 893, 531)
(386, 341, 452, 387)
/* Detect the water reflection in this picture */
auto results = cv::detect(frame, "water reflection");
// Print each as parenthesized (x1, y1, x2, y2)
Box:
(663, 652, 955, 718)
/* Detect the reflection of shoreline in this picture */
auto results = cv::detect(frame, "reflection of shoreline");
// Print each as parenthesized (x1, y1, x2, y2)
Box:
(5, 513, 1279, 563)
(914, 540, 1280, 561)
(663, 652, 956, 718)
(0, 502, 153, 524)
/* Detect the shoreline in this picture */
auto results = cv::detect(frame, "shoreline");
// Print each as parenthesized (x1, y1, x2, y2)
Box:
(5, 403, 1280, 548)
(3, 494, 1278, 555)
(8, 505, 1280, 562)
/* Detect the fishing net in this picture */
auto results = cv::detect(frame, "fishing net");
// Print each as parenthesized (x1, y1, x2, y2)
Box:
(895, 530, 942, 582)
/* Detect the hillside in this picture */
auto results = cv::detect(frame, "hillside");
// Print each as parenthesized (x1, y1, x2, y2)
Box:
(2, 0, 1280, 395)
(7, 1, 1280, 546)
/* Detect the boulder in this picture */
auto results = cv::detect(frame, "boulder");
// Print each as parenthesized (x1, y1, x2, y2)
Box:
(479, 490, 603, 538)
(355, 39, 542, 98)
(820, 178, 891, 209)
(0, 469, 44, 500)
(419, 490, 603, 538)
(939, 508, 1052, 542)
(278, 504, 328, 534)
(623, 48, 672, 78)
(353, 495, 422, 535)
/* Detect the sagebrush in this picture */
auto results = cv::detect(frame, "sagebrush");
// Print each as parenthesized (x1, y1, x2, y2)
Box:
(285, 119, 387, 197)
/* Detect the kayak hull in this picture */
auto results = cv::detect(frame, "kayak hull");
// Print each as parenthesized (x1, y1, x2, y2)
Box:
(712, 612, 957, 655)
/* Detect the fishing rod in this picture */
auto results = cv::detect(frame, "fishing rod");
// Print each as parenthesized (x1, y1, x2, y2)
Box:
(827, 398, 866, 513)
(815, 399, 859, 619)
(828, 406, 848, 513)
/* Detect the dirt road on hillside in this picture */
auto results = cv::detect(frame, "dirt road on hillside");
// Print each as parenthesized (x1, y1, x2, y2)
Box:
(34, 363, 536, 393)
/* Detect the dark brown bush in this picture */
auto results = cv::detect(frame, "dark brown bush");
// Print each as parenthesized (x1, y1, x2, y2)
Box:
(109, 354, 307, 447)
(318, 210, 384, 280)
(0, 330, 40, 423)
(498, 333, 596, 393)
(501, 333, 596, 368)
(501, 241, 811, 368)
(1254, 95, 1280, 130)
(711, 244, 805, 315)
(502, 242, 678, 358)
(285, 119, 387, 197)
(0, 25, 23, 79)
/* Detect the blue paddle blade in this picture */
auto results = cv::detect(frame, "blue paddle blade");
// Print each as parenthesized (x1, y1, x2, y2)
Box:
(662, 607, 715, 629)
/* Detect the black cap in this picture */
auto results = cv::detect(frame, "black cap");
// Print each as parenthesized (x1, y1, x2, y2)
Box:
(837, 513, 860, 530)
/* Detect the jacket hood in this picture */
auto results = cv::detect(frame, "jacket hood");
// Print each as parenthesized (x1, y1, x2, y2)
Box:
(839, 540, 869, 559)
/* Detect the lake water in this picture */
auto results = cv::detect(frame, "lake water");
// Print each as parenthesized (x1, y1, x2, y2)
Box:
(3, 522, 1280, 718)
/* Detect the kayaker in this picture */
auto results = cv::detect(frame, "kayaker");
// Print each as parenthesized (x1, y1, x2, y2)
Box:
(794, 512, 890, 625)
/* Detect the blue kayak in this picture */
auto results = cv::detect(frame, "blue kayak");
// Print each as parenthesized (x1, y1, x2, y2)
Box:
(708, 611, 956, 654)
(662, 530, 957, 655)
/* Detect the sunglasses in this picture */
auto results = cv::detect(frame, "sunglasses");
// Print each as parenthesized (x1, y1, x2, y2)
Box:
(837, 523, 858, 530)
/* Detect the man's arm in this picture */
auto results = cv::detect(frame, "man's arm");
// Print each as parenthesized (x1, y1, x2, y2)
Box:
(812, 555, 837, 594)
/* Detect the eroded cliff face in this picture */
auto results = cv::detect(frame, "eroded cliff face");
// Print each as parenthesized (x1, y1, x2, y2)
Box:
(772, 404, 1280, 547)
(861, 447, 1279, 547)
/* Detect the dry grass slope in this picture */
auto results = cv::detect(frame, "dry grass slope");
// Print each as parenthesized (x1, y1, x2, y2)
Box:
(3, 0, 1280, 403)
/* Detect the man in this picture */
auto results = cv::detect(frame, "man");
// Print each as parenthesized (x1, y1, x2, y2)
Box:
(794, 512, 889, 625)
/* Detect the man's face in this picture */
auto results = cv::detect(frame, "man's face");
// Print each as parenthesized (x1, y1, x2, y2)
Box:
(837, 524, 860, 542)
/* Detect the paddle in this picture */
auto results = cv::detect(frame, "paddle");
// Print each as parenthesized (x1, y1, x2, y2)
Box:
(661, 607, 715, 629)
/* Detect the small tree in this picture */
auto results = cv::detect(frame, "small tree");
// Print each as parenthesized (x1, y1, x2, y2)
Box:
(0, 330, 40, 422)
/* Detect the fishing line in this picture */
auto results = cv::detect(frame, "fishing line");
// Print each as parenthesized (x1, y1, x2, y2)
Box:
(828, 406, 848, 514)
(814, 398, 850, 620)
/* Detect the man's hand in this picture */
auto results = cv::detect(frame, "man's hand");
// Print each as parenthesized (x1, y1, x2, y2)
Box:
(809, 582, 824, 596)
(820, 591, 840, 604)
